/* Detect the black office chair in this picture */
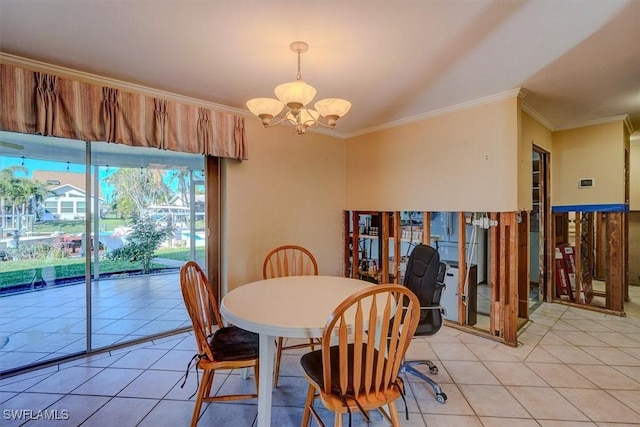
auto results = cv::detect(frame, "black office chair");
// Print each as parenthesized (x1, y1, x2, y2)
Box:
(401, 244, 448, 403)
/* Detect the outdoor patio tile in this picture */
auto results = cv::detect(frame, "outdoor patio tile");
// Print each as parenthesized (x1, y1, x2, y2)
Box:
(0, 351, 49, 372)
(93, 318, 151, 335)
(131, 320, 185, 336)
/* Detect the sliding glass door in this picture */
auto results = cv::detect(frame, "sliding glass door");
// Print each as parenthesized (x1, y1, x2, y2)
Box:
(0, 132, 206, 374)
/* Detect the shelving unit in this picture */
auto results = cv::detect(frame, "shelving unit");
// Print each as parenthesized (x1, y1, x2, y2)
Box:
(532, 155, 540, 232)
(344, 211, 426, 284)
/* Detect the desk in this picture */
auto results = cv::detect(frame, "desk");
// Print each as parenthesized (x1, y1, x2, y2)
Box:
(220, 275, 374, 427)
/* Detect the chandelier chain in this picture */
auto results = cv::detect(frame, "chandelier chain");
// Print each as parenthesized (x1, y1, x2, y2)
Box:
(296, 49, 302, 81)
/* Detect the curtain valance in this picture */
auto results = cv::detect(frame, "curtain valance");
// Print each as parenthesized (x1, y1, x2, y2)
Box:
(0, 64, 247, 160)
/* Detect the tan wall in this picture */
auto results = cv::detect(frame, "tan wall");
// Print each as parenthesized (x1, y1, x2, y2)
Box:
(552, 121, 626, 207)
(631, 142, 640, 210)
(222, 119, 346, 292)
(345, 97, 520, 212)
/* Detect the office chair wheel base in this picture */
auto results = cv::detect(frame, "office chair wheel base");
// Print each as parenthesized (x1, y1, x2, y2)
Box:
(430, 366, 438, 375)
(436, 392, 447, 404)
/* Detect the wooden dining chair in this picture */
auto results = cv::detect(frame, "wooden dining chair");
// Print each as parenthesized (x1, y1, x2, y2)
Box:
(180, 261, 260, 427)
(263, 244, 319, 387)
(300, 284, 421, 427)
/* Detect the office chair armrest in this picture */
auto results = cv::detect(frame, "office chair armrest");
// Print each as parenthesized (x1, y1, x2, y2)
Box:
(419, 304, 447, 317)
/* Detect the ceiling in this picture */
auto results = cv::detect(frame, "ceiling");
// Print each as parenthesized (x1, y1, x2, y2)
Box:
(0, 0, 639, 140)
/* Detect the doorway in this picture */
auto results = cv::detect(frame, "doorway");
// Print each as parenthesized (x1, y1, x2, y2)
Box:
(531, 146, 550, 309)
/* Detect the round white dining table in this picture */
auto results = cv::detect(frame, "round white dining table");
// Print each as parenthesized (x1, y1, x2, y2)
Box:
(220, 275, 376, 427)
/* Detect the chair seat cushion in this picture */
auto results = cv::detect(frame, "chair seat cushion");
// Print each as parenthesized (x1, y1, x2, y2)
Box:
(300, 343, 384, 396)
(210, 326, 259, 361)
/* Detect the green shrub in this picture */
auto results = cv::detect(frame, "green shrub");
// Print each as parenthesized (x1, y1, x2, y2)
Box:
(106, 216, 174, 274)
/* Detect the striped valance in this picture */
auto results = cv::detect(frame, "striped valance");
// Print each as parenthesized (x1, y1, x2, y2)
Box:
(0, 64, 247, 160)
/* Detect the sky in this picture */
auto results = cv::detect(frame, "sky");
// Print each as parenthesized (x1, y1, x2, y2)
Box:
(1, 156, 116, 200)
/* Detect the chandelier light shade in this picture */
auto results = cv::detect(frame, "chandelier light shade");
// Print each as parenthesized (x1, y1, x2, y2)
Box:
(246, 41, 351, 135)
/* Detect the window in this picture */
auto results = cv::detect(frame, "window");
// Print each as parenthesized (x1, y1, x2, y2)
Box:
(45, 201, 58, 213)
(61, 201, 74, 213)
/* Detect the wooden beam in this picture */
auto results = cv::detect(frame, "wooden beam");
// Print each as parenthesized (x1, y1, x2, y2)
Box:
(343, 211, 350, 277)
(606, 212, 624, 312)
(574, 212, 582, 303)
(595, 213, 606, 279)
(351, 211, 360, 279)
(381, 211, 390, 283)
(422, 212, 431, 245)
(517, 212, 529, 319)
(502, 212, 518, 347)
(458, 212, 467, 326)
(490, 212, 500, 336)
(393, 211, 401, 283)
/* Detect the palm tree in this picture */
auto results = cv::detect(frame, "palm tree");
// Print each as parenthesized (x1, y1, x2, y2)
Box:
(0, 165, 28, 229)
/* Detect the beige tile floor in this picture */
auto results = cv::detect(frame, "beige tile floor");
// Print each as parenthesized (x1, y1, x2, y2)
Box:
(1, 288, 639, 426)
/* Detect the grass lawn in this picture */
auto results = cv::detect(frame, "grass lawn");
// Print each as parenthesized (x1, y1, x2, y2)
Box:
(31, 218, 127, 234)
(0, 247, 203, 289)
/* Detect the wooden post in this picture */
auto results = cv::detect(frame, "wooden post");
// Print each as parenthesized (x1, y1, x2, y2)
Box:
(606, 212, 624, 312)
(574, 212, 582, 303)
(502, 212, 518, 347)
(517, 212, 529, 319)
(393, 211, 401, 283)
(381, 211, 390, 283)
(458, 212, 467, 326)
(343, 211, 350, 277)
(595, 213, 606, 279)
(490, 212, 500, 336)
(351, 211, 359, 279)
(423, 212, 431, 245)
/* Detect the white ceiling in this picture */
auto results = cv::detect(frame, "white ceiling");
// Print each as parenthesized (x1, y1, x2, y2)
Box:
(0, 0, 639, 139)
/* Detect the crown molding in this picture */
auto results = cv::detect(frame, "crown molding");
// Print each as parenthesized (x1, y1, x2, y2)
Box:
(344, 88, 526, 139)
(554, 114, 632, 133)
(520, 101, 555, 131)
(0, 52, 249, 116)
(623, 115, 635, 135)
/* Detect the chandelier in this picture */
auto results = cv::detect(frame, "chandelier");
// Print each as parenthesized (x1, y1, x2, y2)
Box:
(246, 41, 351, 135)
